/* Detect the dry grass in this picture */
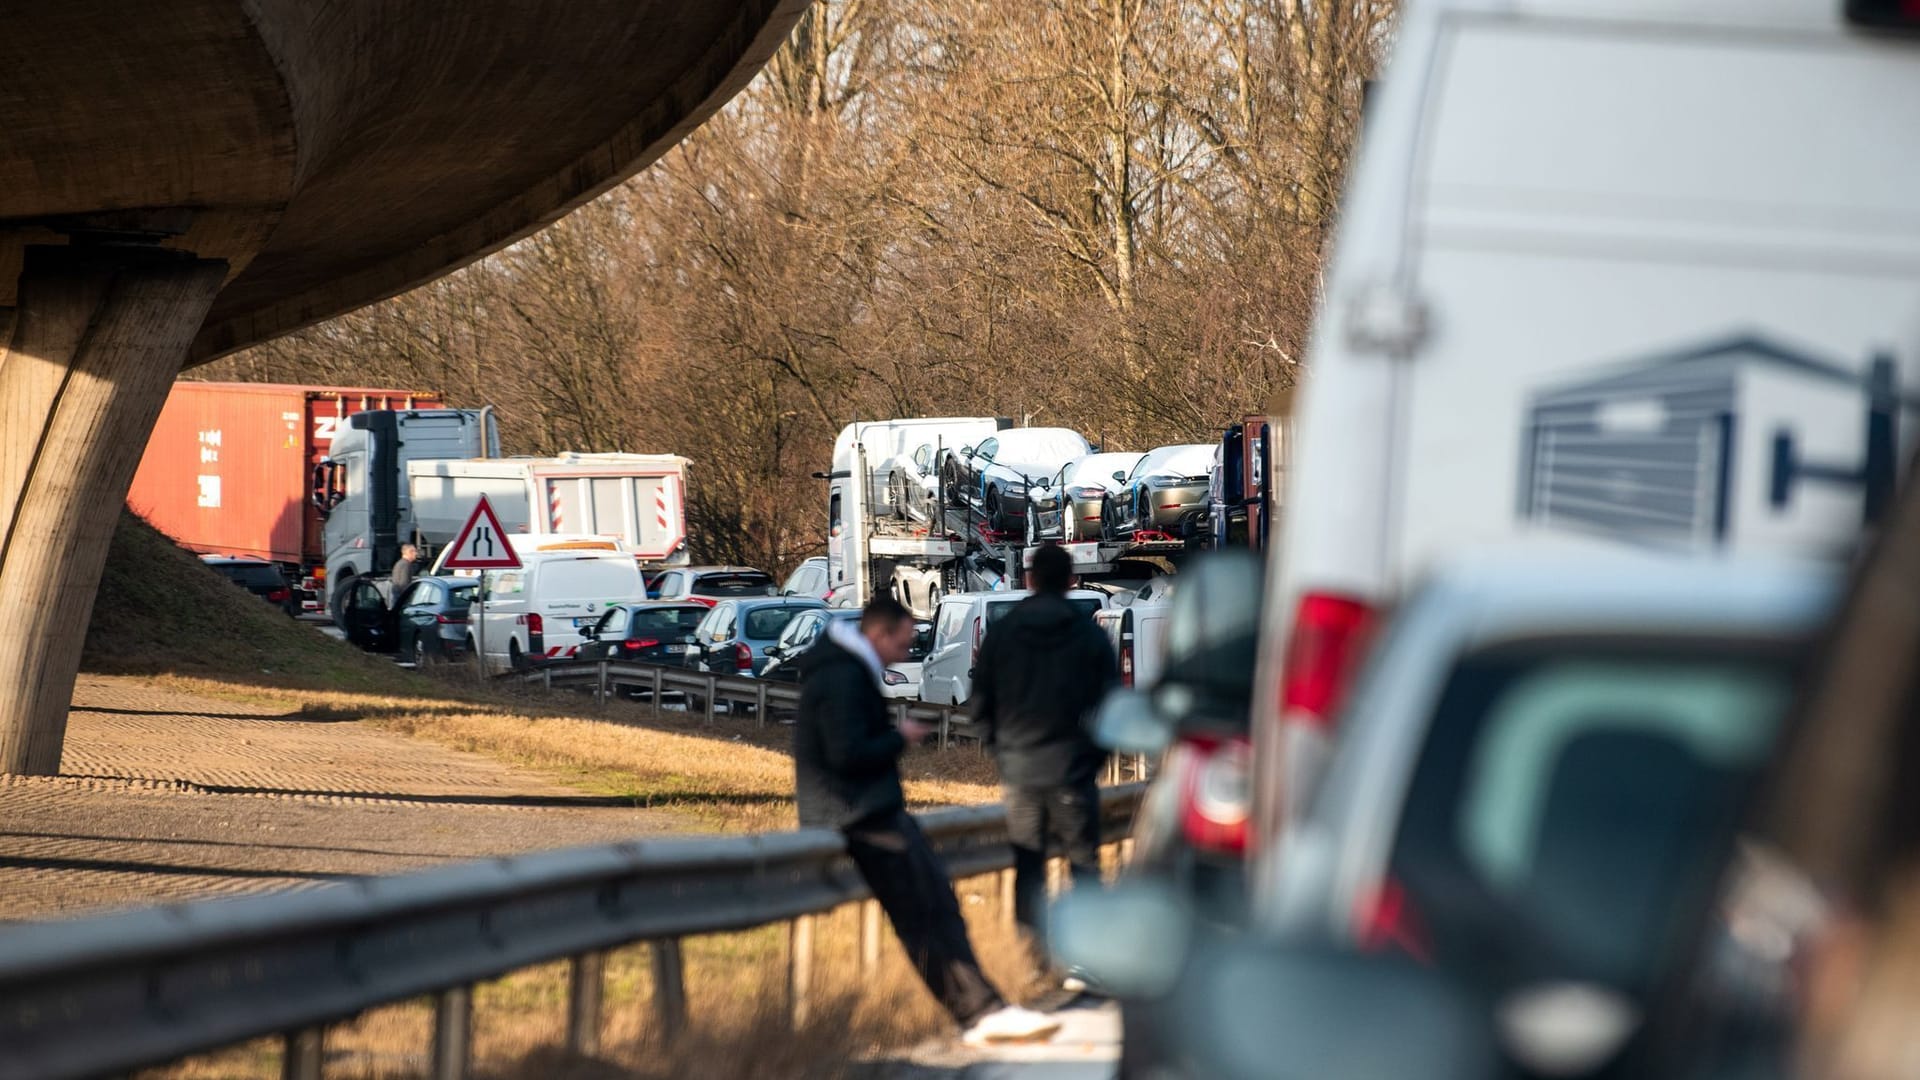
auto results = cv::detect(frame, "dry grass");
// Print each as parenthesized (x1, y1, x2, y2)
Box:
(150, 670, 1001, 832)
(141, 869, 1078, 1080)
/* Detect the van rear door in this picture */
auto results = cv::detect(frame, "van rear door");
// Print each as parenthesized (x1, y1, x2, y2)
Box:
(1393, 12, 1920, 580)
(536, 556, 644, 658)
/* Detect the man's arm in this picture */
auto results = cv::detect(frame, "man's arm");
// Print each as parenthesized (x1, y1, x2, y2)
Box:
(808, 665, 905, 771)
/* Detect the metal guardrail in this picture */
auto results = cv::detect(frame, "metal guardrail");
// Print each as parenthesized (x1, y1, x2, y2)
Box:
(504, 658, 986, 746)
(0, 784, 1145, 1080)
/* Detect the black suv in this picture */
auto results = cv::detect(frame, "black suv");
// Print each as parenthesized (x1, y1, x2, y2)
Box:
(200, 556, 298, 617)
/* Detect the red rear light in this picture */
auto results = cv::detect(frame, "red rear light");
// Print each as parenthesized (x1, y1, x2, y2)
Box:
(266, 587, 290, 603)
(690, 596, 719, 608)
(1355, 877, 1431, 963)
(1119, 641, 1135, 688)
(1179, 734, 1251, 857)
(735, 642, 753, 672)
(435, 613, 467, 625)
(1279, 593, 1377, 730)
(521, 613, 544, 634)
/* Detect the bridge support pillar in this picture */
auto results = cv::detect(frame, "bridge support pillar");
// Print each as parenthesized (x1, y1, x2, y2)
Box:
(0, 244, 225, 775)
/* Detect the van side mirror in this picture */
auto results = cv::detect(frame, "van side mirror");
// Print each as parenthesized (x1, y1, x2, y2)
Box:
(1094, 688, 1172, 754)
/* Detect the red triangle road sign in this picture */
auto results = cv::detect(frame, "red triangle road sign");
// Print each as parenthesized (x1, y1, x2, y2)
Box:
(440, 494, 523, 570)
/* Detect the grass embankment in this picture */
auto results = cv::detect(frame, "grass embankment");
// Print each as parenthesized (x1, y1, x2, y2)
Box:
(96, 512, 1040, 1077)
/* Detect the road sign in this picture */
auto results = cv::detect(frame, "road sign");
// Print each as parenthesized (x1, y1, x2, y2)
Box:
(441, 494, 522, 570)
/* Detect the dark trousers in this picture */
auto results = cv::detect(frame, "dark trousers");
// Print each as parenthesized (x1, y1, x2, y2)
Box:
(1004, 778, 1102, 950)
(844, 809, 1004, 1025)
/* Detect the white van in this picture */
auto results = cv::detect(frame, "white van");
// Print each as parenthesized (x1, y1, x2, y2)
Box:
(475, 546, 646, 673)
(1094, 590, 1173, 691)
(1255, 0, 1920, 842)
(920, 589, 1110, 706)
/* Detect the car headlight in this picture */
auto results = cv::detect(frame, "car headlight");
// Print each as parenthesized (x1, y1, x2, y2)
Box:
(1007, 483, 1027, 495)
(884, 669, 908, 685)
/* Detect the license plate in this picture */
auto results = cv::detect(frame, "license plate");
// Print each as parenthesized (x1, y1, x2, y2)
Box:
(665, 644, 686, 654)
(574, 617, 596, 628)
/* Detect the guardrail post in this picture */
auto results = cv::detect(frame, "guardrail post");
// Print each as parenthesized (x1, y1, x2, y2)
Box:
(755, 680, 768, 725)
(788, 915, 815, 1028)
(938, 710, 951, 750)
(567, 950, 607, 1058)
(281, 1027, 324, 1080)
(430, 985, 472, 1080)
(651, 938, 688, 1045)
(858, 899, 882, 976)
(596, 661, 609, 706)
(704, 675, 717, 724)
(651, 665, 664, 705)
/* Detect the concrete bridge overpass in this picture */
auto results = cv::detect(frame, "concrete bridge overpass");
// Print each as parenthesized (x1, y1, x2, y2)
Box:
(0, 0, 808, 774)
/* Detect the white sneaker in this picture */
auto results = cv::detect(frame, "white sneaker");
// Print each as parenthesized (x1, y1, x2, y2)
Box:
(961, 1004, 1063, 1047)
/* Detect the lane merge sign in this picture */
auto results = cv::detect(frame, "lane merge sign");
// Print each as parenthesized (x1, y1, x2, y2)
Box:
(441, 494, 522, 571)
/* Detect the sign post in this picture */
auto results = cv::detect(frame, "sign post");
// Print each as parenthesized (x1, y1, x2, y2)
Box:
(441, 495, 523, 682)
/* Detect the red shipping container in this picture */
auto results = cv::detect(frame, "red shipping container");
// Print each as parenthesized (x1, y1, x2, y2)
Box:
(127, 382, 444, 573)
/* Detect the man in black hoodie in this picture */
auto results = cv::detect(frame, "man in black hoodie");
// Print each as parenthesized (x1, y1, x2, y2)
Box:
(971, 543, 1119, 975)
(794, 595, 1059, 1046)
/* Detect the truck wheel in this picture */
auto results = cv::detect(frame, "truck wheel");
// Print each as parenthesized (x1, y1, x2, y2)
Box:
(328, 573, 356, 625)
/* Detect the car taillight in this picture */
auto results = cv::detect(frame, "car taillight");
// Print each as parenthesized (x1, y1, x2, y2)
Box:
(436, 613, 467, 625)
(735, 642, 753, 671)
(1279, 593, 1377, 731)
(520, 613, 544, 634)
(690, 596, 719, 608)
(1180, 735, 1251, 857)
(1354, 877, 1431, 963)
(1119, 640, 1135, 688)
(266, 587, 290, 603)
(622, 638, 660, 651)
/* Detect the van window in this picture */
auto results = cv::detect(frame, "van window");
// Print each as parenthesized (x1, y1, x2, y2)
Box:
(539, 557, 641, 602)
(934, 603, 969, 646)
(985, 596, 1101, 627)
(1392, 642, 1798, 992)
(488, 571, 525, 597)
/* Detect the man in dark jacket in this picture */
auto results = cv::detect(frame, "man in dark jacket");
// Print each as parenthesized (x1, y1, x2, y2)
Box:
(794, 595, 1059, 1046)
(971, 543, 1119, 973)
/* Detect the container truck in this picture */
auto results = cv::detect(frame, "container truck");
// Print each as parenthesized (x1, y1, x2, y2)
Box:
(126, 381, 456, 610)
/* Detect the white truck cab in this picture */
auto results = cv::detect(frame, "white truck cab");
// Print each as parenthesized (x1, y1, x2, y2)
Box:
(1254, 0, 1920, 849)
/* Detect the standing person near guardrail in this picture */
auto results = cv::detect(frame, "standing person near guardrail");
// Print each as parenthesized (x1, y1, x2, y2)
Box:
(794, 594, 1063, 1047)
(971, 542, 1119, 988)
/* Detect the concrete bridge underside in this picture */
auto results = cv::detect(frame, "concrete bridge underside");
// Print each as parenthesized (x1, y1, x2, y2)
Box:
(0, 0, 807, 774)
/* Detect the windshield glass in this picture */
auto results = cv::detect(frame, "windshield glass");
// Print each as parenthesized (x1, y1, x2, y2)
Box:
(1391, 642, 1798, 992)
(995, 429, 1090, 464)
(1068, 454, 1141, 487)
(696, 572, 777, 597)
(633, 606, 705, 637)
(539, 557, 642, 601)
(1140, 444, 1214, 479)
(744, 605, 810, 640)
